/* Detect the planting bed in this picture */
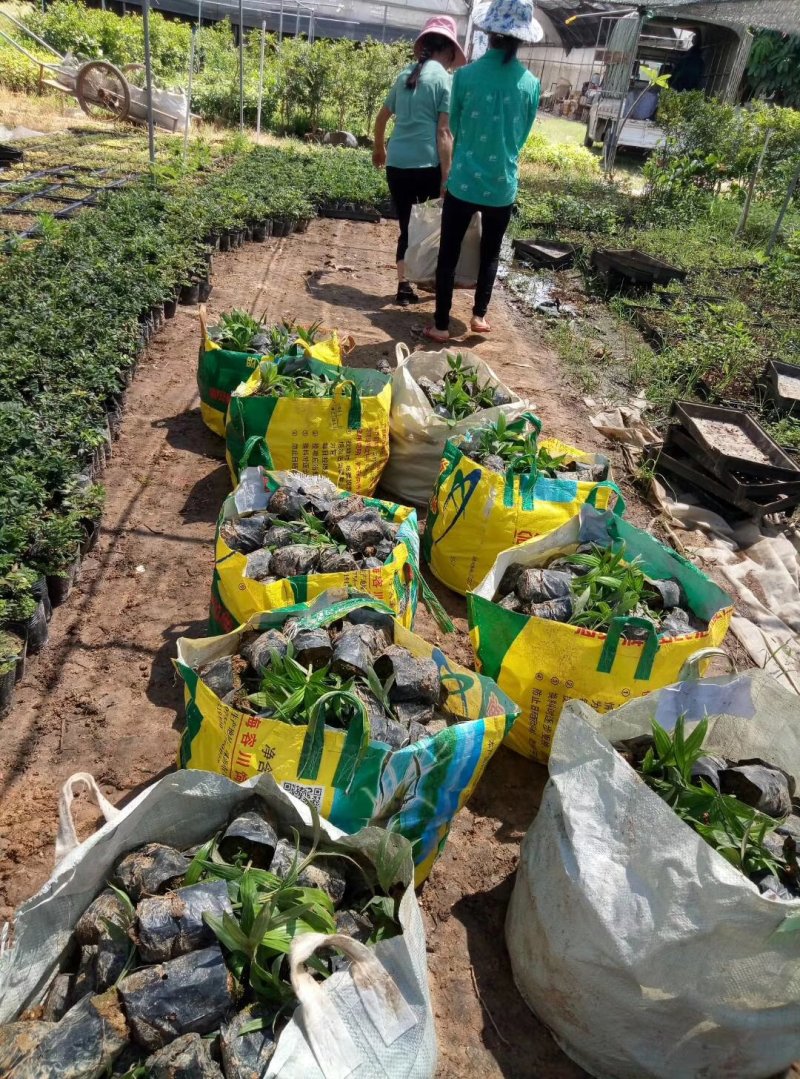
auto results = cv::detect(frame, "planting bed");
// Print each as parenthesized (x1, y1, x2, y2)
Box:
(0, 214, 652, 1078)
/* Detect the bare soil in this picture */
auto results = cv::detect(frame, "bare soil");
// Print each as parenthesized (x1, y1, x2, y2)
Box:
(0, 217, 651, 1077)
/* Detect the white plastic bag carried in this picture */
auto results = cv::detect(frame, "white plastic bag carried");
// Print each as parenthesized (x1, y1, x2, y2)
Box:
(506, 667, 800, 1079)
(381, 343, 528, 506)
(403, 198, 481, 287)
(0, 770, 436, 1079)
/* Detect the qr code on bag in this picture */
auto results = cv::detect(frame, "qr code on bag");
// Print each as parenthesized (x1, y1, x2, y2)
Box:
(281, 781, 324, 810)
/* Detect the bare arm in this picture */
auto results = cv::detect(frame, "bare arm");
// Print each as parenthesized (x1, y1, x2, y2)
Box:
(373, 105, 392, 169)
(437, 112, 453, 194)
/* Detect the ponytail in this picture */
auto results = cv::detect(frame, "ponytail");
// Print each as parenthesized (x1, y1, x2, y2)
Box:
(406, 45, 432, 90)
(406, 31, 455, 89)
(488, 32, 521, 64)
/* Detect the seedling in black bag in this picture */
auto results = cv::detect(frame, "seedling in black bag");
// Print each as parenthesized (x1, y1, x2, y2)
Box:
(623, 714, 800, 899)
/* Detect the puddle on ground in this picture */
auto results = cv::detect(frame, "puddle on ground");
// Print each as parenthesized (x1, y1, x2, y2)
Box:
(499, 244, 578, 318)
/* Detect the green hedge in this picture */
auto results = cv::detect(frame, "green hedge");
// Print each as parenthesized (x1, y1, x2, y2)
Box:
(0, 140, 387, 648)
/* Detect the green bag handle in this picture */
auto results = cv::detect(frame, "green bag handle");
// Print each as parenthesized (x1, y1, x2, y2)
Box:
(238, 433, 274, 471)
(586, 480, 626, 516)
(406, 544, 454, 633)
(597, 616, 660, 681)
(333, 379, 363, 431)
(298, 690, 370, 793)
(519, 411, 543, 436)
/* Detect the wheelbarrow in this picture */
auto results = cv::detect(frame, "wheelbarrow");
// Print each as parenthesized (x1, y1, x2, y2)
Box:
(0, 11, 187, 132)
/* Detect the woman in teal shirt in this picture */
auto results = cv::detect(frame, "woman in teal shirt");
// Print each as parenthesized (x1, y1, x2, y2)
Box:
(426, 0, 542, 341)
(373, 16, 465, 306)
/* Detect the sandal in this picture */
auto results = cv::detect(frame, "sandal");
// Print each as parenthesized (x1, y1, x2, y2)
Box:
(423, 326, 450, 344)
(471, 315, 491, 334)
(396, 282, 419, 307)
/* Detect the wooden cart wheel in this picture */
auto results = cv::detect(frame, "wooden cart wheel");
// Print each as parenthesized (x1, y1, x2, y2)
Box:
(75, 60, 131, 121)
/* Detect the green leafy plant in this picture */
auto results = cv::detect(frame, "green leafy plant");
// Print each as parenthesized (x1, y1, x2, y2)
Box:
(429, 354, 498, 421)
(563, 543, 659, 631)
(637, 715, 792, 883)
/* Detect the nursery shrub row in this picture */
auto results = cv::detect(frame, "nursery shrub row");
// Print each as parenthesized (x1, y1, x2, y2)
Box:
(0, 141, 388, 697)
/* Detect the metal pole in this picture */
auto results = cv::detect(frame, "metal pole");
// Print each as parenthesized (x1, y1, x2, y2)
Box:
(183, 24, 196, 161)
(295, 5, 300, 37)
(381, 3, 387, 42)
(768, 157, 800, 255)
(142, 0, 156, 164)
(278, 0, 284, 42)
(256, 18, 266, 141)
(735, 128, 773, 239)
(238, 0, 244, 132)
(308, 9, 314, 43)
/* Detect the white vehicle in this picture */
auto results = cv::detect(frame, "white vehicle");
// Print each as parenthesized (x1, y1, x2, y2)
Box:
(583, 11, 752, 160)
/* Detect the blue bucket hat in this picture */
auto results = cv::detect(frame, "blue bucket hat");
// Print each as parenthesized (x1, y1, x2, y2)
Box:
(475, 0, 544, 44)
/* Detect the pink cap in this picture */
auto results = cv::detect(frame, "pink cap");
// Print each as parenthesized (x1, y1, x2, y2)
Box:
(414, 15, 467, 68)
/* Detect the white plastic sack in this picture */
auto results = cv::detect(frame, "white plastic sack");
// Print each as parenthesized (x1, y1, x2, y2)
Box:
(506, 669, 800, 1079)
(380, 343, 529, 506)
(403, 198, 481, 288)
(0, 770, 436, 1079)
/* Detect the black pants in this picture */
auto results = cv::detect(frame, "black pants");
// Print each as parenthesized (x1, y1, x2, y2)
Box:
(386, 164, 441, 263)
(434, 192, 513, 330)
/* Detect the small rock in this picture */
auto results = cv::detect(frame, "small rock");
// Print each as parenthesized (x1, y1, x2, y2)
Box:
(345, 608, 395, 646)
(267, 488, 310, 520)
(720, 763, 793, 818)
(220, 804, 279, 867)
(660, 607, 692, 638)
(146, 1033, 224, 1079)
(375, 537, 395, 561)
(691, 755, 726, 791)
(317, 548, 359, 573)
(498, 592, 523, 612)
(333, 510, 386, 553)
(42, 974, 73, 1023)
(754, 871, 796, 901)
(394, 700, 435, 726)
(374, 646, 442, 705)
(497, 563, 523, 597)
(75, 889, 128, 946)
(433, 405, 452, 420)
(648, 577, 684, 610)
(220, 1005, 277, 1078)
(292, 628, 333, 668)
(332, 633, 373, 679)
(220, 515, 269, 554)
(114, 843, 189, 903)
(325, 495, 368, 528)
(241, 629, 289, 670)
(199, 656, 236, 698)
(269, 839, 346, 904)
(482, 454, 507, 475)
(528, 596, 573, 622)
(262, 525, 295, 548)
(492, 387, 512, 406)
(270, 544, 320, 578)
(244, 549, 274, 581)
(516, 568, 572, 604)
(363, 556, 384, 569)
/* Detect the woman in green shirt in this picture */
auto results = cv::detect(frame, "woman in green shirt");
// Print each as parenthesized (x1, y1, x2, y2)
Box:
(373, 16, 465, 306)
(425, 0, 542, 341)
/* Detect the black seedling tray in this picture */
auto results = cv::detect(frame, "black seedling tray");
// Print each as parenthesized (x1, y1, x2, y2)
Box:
(591, 247, 687, 287)
(762, 358, 800, 415)
(647, 443, 800, 521)
(318, 204, 381, 223)
(512, 237, 578, 270)
(673, 400, 800, 481)
(665, 427, 800, 501)
(0, 144, 23, 167)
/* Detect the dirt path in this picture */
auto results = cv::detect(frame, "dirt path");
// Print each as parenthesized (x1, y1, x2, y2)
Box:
(0, 217, 648, 1077)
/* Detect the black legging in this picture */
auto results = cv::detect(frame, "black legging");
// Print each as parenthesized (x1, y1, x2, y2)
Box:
(386, 164, 441, 263)
(434, 192, 513, 330)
